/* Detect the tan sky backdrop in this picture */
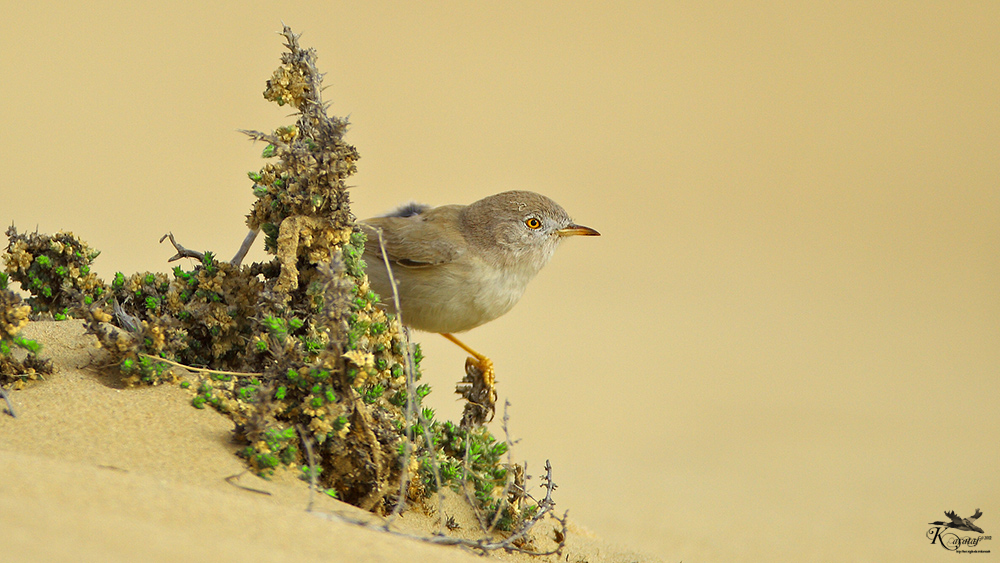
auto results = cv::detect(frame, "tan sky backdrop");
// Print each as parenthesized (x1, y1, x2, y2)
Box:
(2, 2, 998, 560)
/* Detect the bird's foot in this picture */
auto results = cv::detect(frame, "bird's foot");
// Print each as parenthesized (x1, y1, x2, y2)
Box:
(456, 355, 498, 428)
(471, 355, 495, 389)
(442, 333, 498, 426)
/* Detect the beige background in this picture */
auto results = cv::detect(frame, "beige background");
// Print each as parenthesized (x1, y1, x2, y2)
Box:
(2, 2, 998, 560)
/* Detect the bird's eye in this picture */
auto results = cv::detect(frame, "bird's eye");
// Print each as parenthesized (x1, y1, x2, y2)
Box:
(524, 217, 542, 230)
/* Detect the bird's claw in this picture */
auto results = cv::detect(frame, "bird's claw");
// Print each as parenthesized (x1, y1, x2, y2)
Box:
(456, 355, 498, 427)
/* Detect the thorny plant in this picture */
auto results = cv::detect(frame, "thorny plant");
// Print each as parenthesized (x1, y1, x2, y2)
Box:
(0, 25, 567, 556)
(0, 267, 54, 392)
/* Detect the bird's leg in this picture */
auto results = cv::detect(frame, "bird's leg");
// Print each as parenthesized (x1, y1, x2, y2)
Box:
(444, 333, 498, 427)
(441, 333, 494, 381)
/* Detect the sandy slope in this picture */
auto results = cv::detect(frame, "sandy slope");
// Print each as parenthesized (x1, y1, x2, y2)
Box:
(0, 321, 652, 562)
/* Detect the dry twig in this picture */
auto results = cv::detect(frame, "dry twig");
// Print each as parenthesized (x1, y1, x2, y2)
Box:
(310, 460, 568, 557)
(1, 387, 16, 418)
(374, 227, 445, 530)
(298, 424, 319, 512)
(136, 353, 263, 379)
(159, 232, 206, 262)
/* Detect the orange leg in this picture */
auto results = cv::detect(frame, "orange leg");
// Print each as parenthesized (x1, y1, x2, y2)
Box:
(443, 333, 498, 425)
(441, 333, 495, 379)
(441, 333, 486, 361)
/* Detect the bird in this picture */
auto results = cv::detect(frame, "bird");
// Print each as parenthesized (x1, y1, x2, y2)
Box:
(358, 190, 599, 381)
(929, 509, 985, 534)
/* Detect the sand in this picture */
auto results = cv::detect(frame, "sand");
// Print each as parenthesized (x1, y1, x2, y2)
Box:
(0, 320, 652, 562)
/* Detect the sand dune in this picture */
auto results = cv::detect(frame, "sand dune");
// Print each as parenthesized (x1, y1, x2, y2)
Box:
(0, 321, 652, 562)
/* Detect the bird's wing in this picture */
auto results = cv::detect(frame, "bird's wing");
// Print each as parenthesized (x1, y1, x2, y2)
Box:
(971, 509, 983, 521)
(360, 205, 465, 268)
(945, 511, 964, 525)
(378, 202, 433, 218)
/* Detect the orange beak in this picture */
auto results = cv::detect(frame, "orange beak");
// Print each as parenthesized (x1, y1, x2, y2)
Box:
(556, 224, 601, 237)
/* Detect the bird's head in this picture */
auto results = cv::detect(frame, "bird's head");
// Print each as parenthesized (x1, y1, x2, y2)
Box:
(461, 190, 599, 272)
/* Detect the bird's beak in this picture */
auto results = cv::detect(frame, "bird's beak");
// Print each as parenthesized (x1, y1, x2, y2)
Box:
(557, 224, 601, 237)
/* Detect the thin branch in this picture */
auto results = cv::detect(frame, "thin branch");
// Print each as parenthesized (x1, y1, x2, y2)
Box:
(379, 225, 413, 525)
(0, 387, 16, 418)
(309, 498, 568, 557)
(494, 460, 566, 556)
(112, 298, 143, 334)
(375, 226, 446, 530)
(297, 424, 318, 512)
(462, 430, 489, 533)
(486, 401, 517, 534)
(136, 353, 263, 378)
(230, 229, 259, 266)
(159, 232, 205, 262)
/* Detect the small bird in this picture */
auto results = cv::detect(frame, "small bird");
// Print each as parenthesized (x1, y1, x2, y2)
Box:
(359, 190, 599, 379)
(929, 509, 985, 534)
